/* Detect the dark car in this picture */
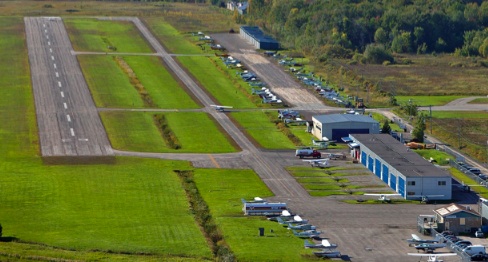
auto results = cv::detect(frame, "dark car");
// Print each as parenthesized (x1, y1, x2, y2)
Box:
(467, 168, 482, 175)
(470, 253, 488, 261)
(440, 231, 454, 237)
(479, 174, 488, 180)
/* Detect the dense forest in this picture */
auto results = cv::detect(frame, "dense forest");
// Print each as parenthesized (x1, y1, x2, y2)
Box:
(234, 0, 488, 63)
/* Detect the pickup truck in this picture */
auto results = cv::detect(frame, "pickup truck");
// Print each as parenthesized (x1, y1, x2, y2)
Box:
(296, 148, 322, 159)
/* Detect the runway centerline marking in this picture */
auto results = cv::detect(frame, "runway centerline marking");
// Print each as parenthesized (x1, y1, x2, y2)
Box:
(66, 114, 71, 122)
(46, 35, 49, 39)
(55, 72, 59, 77)
(70, 128, 75, 137)
(58, 81, 62, 87)
(49, 48, 52, 53)
(53, 63, 56, 69)
(51, 55, 55, 60)
(63, 102, 67, 109)
(208, 154, 220, 168)
(60, 91, 64, 98)
(48, 41, 51, 46)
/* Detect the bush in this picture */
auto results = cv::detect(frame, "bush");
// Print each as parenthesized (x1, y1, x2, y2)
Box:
(364, 44, 394, 64)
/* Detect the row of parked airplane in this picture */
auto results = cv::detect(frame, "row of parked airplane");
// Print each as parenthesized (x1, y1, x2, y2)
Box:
(405, 234, 457, 261)
(266, 209, 341, 258)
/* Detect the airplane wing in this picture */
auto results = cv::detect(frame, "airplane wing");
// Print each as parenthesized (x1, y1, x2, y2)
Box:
(407, 253, 456, 257)
(282, 210, 291, 216)
(322, 239, 331, 247)
(210, 105, 233, 109)
(411, 234, 422, 241)
(294, 215, 303, 222)
(364, 193, 401, 196)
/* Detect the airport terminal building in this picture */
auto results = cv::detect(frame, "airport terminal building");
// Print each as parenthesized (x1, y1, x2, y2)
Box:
(349, 134, 452, 201)
(311, 114, 380, 141)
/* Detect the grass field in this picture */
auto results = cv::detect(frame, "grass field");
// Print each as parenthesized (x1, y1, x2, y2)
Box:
(194, 169, 311, 261)
(0, 157, 212, 258)
(396, 95, 465, 106)
(65, 18, 153, 53)
(100, 111, 236, 153)
(231, 111, 297, 149)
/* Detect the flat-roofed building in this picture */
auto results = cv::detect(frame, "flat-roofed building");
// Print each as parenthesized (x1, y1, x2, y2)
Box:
(349, 134, 452, 201)
(312, 114, 380, 141)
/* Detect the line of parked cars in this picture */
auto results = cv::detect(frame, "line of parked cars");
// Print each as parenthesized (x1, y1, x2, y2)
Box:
(439, 231, 487, 261)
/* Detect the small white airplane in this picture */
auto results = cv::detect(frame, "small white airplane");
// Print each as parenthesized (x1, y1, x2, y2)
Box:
(411, 195, 444, 203)
(311, 139, 329, 149)
(303, 159, 330, 168)
(210, 105, 233, 112)
(364, 193, 401, 202)
(407, 252, 456, 262)
(240, 197, 266, 203)
(407, 234, 442, 246)
(304, 239, 338, 249)
(414, 243, 447, 253)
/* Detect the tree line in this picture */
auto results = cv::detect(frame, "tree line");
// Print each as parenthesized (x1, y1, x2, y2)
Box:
(239, 0, 488, 63)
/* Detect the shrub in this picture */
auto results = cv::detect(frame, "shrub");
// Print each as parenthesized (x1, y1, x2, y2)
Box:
(364, 44, 394, 64)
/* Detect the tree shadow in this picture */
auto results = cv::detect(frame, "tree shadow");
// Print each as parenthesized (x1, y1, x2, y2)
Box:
(0, 236, 19, 242)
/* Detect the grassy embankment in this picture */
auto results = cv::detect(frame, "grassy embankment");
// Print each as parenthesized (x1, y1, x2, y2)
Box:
(0, 16, 213, 261)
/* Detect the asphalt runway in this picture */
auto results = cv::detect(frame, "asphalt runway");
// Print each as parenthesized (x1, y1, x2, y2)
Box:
(25, 17, 113, 163)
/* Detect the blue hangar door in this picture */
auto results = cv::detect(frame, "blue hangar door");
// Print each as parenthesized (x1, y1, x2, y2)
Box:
(398, 177, 405, 197)
(361, 151, 367, 165)
(368, 155, 374, 172)
(389, 173, 397, 190)
(382, 164, 389, 184)
(374, 159, 381, 178)
(331, 129, 369, 142)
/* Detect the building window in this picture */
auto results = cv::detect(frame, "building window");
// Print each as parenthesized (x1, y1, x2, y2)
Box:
(407, 192, 415, 195)
(315, 124, 321, 131)
(438, 181, 447, 186)
(407, 181, 416, 186)
(460, 218, 465, 226)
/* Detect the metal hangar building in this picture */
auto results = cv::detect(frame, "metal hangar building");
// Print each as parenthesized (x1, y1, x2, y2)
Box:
(240, 26, 280, 50)
(349, 134, 452, 201)
(311, 114, 380, 141)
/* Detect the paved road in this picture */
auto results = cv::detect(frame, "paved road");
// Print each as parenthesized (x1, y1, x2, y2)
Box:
(419, 96, 488, 111)
(25, 17, 113, 162)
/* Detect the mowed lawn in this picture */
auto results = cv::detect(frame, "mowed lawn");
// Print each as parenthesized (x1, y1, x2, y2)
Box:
(100, 111, 236, 153)
(177, 56, 256, 108)
(231, 111, 296, 149)
(64, 18, 153, 53)
(78, 55, 198, 108)
(194, 169, 310, 261)
(144, 18, 203, 54)
(0, 158, 212, 258)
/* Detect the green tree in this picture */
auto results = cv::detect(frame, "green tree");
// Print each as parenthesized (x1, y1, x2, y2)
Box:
(381, 119, 392, 134)
(412, 114, 426, 142)
(363, 44, 393, 64)
(479, 38, 488, 58)
(374, 27, 388, 45)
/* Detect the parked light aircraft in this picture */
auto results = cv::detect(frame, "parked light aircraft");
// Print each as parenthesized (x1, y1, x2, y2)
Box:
(240, 197, 266, 203)
(262, 97, 282, 104)
(210, 105, 233, 112)
(293, 229, 322, 238)
(414, 243, 447, 253)
(305, 239, 338, 249)
(311, 139, 329, 149)
(411, 195, 445, 203)
(267, 210, 292, 222)
(407, 234, 442, 246)
(313, 250, 341, 258)
(364, 193, 401, 203)
(407, 253, 456, 262)
(288, 223, 315, 231)
(303, 159, 330, 168)
(277, 215, 308, 226)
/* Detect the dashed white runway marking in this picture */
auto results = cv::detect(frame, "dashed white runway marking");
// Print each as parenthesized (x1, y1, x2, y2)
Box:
(63, 102, 67, 109)
(48, 41, 51, 46)
(58, 81, 62, 87)
(49, 48, 52, 53)
(46, 35, 49, 39)
(60, 91, 64, 98)
(51, 55, 55, 60)
(44, 29, 47, 33)
(53, 63, 57, 69)
(55, 72, 59, 78)
(66, 114, 71, 122)
(70, 128, 75, 137)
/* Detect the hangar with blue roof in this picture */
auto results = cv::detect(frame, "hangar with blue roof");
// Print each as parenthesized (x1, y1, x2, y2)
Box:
(240, 26, 280, 50)
(349, 134, 452, 201)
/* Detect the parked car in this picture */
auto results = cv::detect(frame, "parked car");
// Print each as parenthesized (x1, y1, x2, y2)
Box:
(475, 230, 484, 238)
(440, 230, 454, 237)
(467, 168, 482, 175)
(478, 174, 488, 180)
(452, 240, 472, 249)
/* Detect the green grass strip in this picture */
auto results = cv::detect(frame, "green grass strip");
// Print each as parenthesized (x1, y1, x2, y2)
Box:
(65, 18, 153, 53)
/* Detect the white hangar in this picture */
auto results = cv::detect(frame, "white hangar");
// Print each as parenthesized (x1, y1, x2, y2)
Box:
(311, 114, 380, 141)
(349, 134, 452, 201)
